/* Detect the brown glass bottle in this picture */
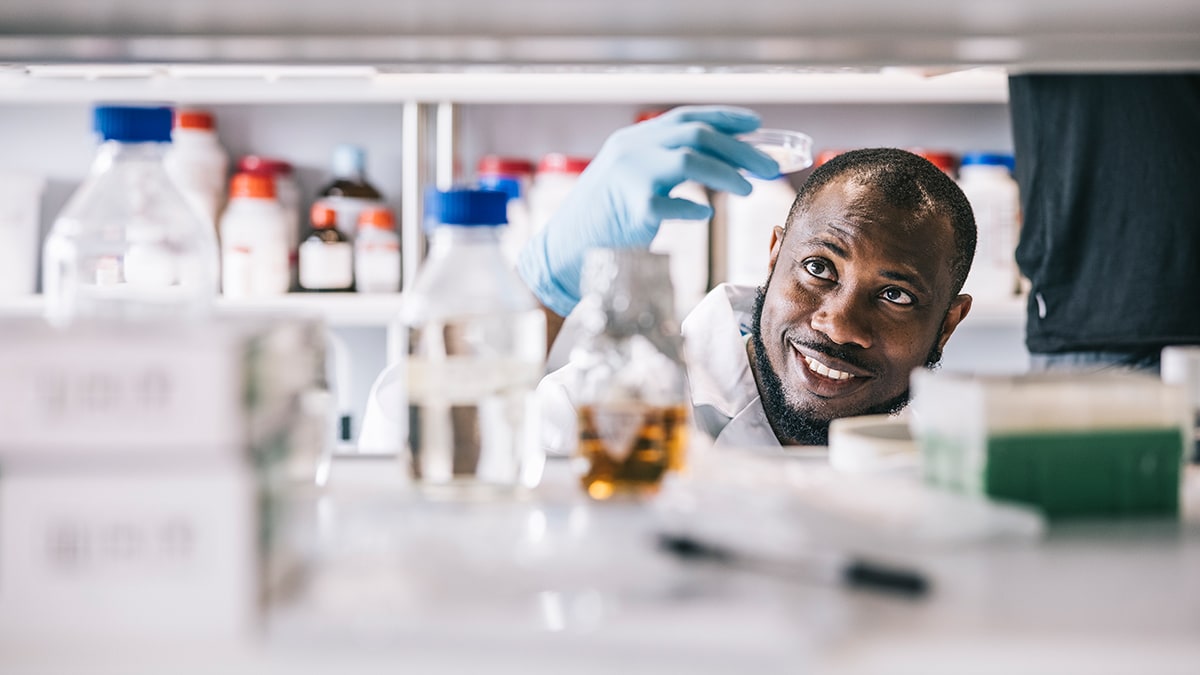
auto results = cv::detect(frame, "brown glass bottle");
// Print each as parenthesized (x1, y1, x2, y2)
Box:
(578, 403, 688, 500)
(298, 202, 354, 292)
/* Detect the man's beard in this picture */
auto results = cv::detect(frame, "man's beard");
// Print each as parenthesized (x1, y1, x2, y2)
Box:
(748, 285, 943, 446)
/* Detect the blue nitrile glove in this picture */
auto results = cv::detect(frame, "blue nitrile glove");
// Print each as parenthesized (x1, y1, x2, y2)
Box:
(518, 105, 780, 317)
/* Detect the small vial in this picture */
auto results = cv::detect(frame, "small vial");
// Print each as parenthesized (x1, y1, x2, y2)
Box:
(299, 202, 354, 292)
(354, 206, 401, 294)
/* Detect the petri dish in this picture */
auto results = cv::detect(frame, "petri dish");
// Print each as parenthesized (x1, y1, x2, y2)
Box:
(739, 128, 814, 175)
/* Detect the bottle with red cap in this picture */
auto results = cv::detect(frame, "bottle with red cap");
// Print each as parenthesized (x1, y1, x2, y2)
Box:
(238, 155, 301, 288)
(219, 172, 290, 298)
(354, 206, 401, 294)
(477, 155, 535, 264)
(163, 108, 229, 230)
(299, 203, 355, 293)
(528, 153, 590, 235)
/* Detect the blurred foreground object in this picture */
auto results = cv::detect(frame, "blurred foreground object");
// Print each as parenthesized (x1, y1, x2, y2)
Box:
(911, 370, 1189, 518)
(0, 315, 328, 646)
(572, 249, 690, 500)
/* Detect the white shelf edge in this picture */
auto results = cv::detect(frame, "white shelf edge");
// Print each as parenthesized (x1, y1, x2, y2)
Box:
(0, 68, 1010, 105)
(0, 294, 404, 328)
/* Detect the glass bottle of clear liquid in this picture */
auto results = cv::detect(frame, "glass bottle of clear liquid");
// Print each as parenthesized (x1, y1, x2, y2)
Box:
(572, 249, 690, 500)
(43, 105, 219, 325)
(405, 188, 547, 495)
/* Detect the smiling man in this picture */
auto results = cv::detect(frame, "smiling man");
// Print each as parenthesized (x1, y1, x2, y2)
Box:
(745, 148, 975, 445)
(532, 131, 976, 451)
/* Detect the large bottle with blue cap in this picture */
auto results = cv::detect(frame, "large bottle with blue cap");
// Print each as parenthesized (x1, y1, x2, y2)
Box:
(403, 188, 547, 494)
(42, 105, 219, 324)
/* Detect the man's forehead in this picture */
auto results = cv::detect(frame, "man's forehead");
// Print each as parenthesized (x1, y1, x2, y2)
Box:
(786, 177, 957, 292)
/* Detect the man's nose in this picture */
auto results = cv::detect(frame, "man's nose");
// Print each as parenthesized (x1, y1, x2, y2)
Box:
(810, 291, 873, 349)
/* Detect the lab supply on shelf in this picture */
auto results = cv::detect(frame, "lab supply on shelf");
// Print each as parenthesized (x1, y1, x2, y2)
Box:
(220, 172, 290, 298)
(957, 151, 1021, 300)
(238, 155, 301, 287)
(720, 171, 798, 287)
(354, 205, 401, 294)
(909, 148, 959, 178)
(477, 155, 535, 264)
(0, 315, 328, 645)
(43, 105, 219, 326)
(0, 170, 44, 297)
(1161, 345, 1200, 463)
(403, 187, 546, 495)
(528, 153, 589, 234)
(163, 108, 229, 229)
(650, 179, 711, 318)
(318, 143, 384, 240)
(299, 202, 354, 292)
(572, 248, 689, 500)
(910, 370, 1190, 518)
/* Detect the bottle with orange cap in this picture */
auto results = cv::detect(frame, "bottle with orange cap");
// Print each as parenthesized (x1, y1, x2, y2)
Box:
(299, 202, 355, 293)
(218, 172, 290, 298)
(164, 108, 229, 230)
(354, 205, 401, 294)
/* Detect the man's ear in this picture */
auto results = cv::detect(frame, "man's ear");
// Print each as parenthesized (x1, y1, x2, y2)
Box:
(767, 225, 786, 270)
(937, 294, 974, 353)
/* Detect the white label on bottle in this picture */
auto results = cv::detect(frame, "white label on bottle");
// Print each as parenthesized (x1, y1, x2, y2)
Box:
(299, 240, 353, 290)
(221, 248, 254, 298)
(355, 243, 401, 293)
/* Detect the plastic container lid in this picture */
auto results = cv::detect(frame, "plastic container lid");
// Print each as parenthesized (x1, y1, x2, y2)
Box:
(815, 149, 847, 168)
(537, 154, 590, 175)
(429, 188, 508, 227)
(737, 128, 814, 174)
(909, 148, 959, 175)
(311, 202, 338, 229)
(635, 108, 670, 123)
(229, 172, 277, 199)
(477, 156, 535, 177)
(358, 206, 396, 231)
(94, 105, 173, 143)
(175, 109, 215, 131)
(479, 175, 522, 201)
(332, 144, 366, 178)
(960, 152, 1015, 172)
(238, 155, 294, 177)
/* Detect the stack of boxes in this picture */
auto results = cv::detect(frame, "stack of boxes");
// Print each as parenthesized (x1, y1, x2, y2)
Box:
(0, 316, 326, 646)
(910, 370, 1190, 519)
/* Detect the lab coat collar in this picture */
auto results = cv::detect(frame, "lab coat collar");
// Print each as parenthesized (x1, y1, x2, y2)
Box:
(682, 284, 781, 449)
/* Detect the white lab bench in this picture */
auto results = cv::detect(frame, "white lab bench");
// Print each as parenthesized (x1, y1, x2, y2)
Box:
(6, 451, 1198, 674)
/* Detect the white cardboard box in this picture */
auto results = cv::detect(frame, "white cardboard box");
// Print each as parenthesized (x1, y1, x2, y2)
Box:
(0, 464, 259, 646)
(0, 316, 324, 462)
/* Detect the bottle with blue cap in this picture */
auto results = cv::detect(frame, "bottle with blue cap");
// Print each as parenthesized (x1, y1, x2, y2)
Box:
(957, 151, 1022, 301)
(403, 187, 547, 495)
(42, 104, 219, 324)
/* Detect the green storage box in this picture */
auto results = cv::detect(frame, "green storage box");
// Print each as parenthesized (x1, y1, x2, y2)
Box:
(911, 371, 1188, 519)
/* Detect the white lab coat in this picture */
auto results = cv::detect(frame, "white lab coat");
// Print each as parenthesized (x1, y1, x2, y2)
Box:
(356, 283, 782, 454)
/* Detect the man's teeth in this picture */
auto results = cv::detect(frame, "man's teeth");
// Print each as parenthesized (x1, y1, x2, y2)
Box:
(804, 355, 855, 381)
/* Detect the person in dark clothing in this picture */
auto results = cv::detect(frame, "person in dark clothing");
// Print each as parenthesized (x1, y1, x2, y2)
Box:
(1008, 74, 1200, 373)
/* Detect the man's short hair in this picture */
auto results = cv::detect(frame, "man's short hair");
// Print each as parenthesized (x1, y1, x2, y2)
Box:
(785, 148, 977, 295)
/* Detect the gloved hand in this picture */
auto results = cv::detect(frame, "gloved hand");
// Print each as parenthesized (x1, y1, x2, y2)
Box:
(518, 105, 780, 317)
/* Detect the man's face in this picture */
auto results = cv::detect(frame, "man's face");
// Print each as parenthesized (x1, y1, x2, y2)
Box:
(750, 176, 972, 445)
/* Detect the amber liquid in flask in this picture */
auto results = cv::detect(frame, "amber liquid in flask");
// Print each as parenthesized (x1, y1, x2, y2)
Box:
(578, 403, 688, 500)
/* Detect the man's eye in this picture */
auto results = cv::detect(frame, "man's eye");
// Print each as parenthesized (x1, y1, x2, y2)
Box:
(803, 259, 834, 280)
(881, 287, 915, 306)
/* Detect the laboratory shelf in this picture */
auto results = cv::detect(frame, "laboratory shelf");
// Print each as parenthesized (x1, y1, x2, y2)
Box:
(0, 293, 404, 327)
(0, 66, 1010, 105)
